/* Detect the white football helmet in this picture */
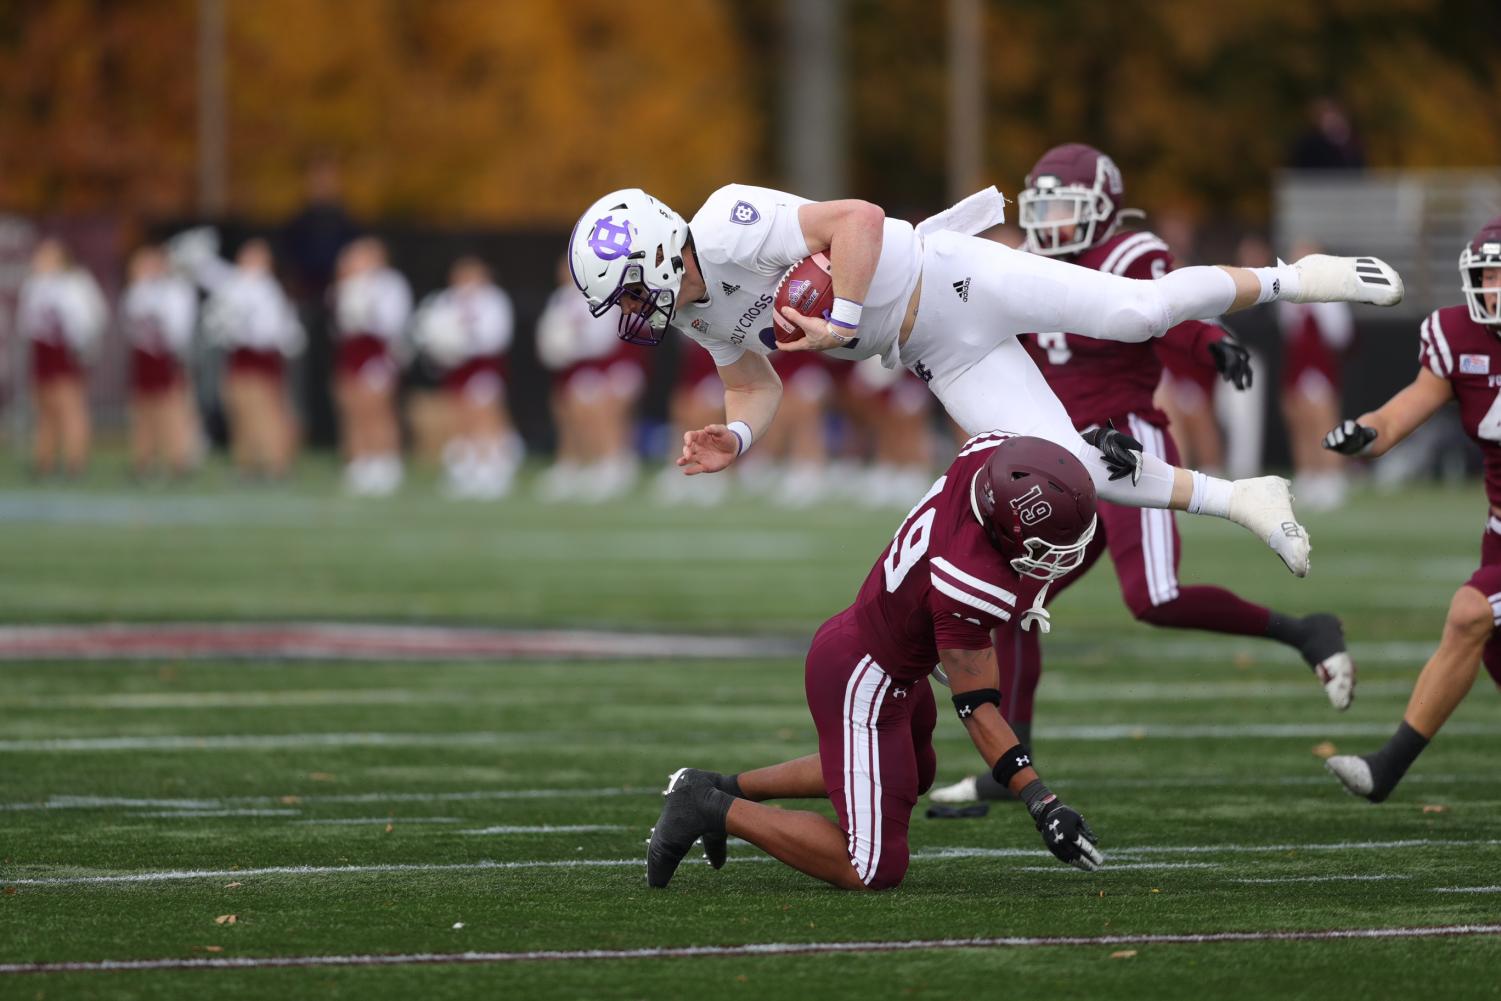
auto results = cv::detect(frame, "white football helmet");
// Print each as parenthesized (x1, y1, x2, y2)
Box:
(1459, 214, 1501, 326)
(569, 189, 688, 345)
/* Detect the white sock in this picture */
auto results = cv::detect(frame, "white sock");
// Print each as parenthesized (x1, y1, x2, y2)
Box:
(1156, 266, 1238, 326)
(1186, 470, 1234, 517)
(1249, 261, 1301, 305)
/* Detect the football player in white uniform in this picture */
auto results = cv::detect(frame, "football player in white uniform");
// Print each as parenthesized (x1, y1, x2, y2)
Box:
(569, 186, 1406, 574)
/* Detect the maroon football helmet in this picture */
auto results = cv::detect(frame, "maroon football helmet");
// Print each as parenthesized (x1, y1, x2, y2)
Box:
(1460, 214, 1501, 326)
(970, 436, 1097, 581)
(1018, 143, 1126, 257)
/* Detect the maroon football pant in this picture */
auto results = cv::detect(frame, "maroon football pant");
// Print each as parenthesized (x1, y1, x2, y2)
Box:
(998, 415, 1273, 725)
(1464, 517, 1501, 688)
(805, 611, 937, 890)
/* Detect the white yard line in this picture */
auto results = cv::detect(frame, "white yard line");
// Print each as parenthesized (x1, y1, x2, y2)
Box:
(135, 809, 301, 818)
(1234, 875, 1411, 884)
(4, 925, 1501, 974)
(7, 838, 1501, 887)
(1432, 886, 1501, 893)
(5, 722, 1500, 753)
(457, 825, 625, 835)
(291, 817, 464, 826)
(1015, 862, 1222, 873)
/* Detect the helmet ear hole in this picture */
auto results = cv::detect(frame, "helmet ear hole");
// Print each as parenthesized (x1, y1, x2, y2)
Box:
(1010, 471, 1027, 480)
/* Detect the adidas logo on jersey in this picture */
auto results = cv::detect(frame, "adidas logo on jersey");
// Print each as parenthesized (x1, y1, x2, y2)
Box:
(952, 277, 971, 302)
(720, 282, 740, 296)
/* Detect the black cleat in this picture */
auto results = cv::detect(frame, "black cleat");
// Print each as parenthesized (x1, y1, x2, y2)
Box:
(646, 768, 724, 888)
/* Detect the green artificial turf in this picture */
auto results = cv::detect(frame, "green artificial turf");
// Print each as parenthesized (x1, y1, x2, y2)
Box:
(2, 461, 1500, 998)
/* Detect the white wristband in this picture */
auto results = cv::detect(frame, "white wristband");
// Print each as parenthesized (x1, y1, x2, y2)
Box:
(829, 297, 862, 330)
(726, 420, 754, 457)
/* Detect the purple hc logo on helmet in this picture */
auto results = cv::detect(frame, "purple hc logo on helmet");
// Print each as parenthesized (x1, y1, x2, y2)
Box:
(589, 215, 634, 261)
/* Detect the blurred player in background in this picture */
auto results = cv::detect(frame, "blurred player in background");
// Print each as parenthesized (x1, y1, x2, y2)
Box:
(571, 183, 1403, 578)
(645, 434, 1102, 891)
(1279, 240, 1356, 512)
(535, 255, 644, 502)
(174, 231, 305, 480)
(121, 244, 198, 479)
(412, 256, 520, 500)
(929, 145, 1354, 805)
(1322, 217, 1501, 803)
(332, 237, 411, 497)
(17, 237, 106, 478)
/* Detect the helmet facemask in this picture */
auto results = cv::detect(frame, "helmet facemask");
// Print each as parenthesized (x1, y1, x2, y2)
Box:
(1460, 240, 1501, 326)
(1008, 515, 1097, 581)
(569, 190, 688, 346)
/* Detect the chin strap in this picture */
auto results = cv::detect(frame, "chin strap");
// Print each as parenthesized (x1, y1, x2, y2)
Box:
(1020, 580, 1053, 634)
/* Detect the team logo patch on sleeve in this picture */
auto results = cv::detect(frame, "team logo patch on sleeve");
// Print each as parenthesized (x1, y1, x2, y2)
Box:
(1460, 354, 1491, 375)
(730, 201, 761, 225)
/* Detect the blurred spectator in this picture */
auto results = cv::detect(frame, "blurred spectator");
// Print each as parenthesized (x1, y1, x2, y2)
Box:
(332, 237, 411, 496)
(1278, 241, 1356, 511)
(1287, 96, 1365, 170)
(758, 352, 835, 507)
(172, 229, 305, 479)
(654, 343, 727, 506)
(17, 237, 106, 477)
(121, 244, 198, 478)
(842, 358, 933, 507)
(412, 256, 521, 499)
(534, 257, 643, 503)
(281, 156, 360, 300)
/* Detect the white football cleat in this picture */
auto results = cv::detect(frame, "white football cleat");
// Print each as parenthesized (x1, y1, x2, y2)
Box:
(1325, 754, 1376, 799)
(927, 775, 980, 805)
(1227, 476, 1310, 577)
(1316, 651, 1356, 711)
(1289, 254, 1404, 308)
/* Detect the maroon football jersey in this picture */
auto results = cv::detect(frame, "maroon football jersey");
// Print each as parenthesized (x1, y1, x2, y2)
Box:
(1020, 230, 1226, 429)
(846, 432, 1037, 682)
(1419, 305, 1501, 508)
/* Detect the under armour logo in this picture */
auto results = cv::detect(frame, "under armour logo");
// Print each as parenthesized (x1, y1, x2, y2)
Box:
(958, 705, 974, 718)
(1048, 818, 1063, 842)
(1016, 754, 1030, 768)
(588, 215, 633, 261)
(891, 686, 909, 700)
(952, 277, 971, 302)
(721, 282, 740, 296)
(730, 200, 760, 225)
(913, 361, 934, 384)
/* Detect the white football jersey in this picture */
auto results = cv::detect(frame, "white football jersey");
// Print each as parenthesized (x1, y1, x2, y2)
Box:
(676, 184, 921, 369)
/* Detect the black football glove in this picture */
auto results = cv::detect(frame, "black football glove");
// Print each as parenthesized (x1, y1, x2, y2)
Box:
(1208, 338, 1253, 390)
(1032, 799, 1103, 872)
(1323, 419, 1378, 456)
(1081, 420, 1143, 485)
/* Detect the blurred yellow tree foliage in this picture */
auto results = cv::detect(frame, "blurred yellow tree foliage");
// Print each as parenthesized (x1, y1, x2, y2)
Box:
(0, 0, 1496, 227)
(0, 0, 758, 224)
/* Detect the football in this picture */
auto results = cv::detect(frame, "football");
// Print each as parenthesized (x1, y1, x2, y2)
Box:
(771, 252, 834, 343)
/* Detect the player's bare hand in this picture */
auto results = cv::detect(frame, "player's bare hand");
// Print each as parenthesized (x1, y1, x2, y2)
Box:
(776, 307, 847, 353)
(677, 425, 738, 475)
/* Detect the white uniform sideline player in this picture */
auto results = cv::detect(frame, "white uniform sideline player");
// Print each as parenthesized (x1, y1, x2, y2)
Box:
(569, 186, 1405, 575)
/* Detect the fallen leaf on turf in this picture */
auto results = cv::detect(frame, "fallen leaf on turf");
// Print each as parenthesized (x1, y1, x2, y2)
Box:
(3, 887, 15, 895)
(214, 914, 237, 925)
(1233, 652, 1254, 669)
(1130, 728, 1146, 740)
(224, 882, 241, 889)
(309, 772, 335, 782)
(279, 796, 301, 806)
(1312, 741, 1338, 759)
(192, 945, 224, 953)
(452, 922, 464, 930)
(1110, 950, 1138, 959)
(1098, 891, 1105, 898)
(385, 823, 394, 834)
(1422, 804, 1449, 814)
(1150, 888, 1161, 893)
